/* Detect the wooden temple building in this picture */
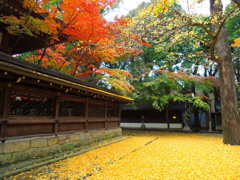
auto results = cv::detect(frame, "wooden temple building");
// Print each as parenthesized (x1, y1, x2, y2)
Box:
(0, 0, 132, 166)
(121, 103, 185, 130)
(0, 0, 132, 142)
(0, 52, 132, 142)
(121, 102, 222, 132)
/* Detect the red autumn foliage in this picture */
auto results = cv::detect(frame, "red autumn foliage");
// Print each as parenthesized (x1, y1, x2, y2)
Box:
(9, 0, 145, 93)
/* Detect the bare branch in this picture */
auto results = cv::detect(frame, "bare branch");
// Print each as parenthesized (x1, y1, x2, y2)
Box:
(172, 9, 215, 38)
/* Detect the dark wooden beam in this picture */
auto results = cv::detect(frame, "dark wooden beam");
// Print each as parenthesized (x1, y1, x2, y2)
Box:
(194, 110, 200, 131)
(118, 104, 121, 127)
(1, 86, 10, 142)
(105, 102, 108, 130)
(166, 106, 170, 129)
(2, 86, 10, 118)
(0, 120, 7, 142)
(85, 98, 89, 132)
(206, 111, 210, 130)
(53, 97, 60, 136)
(59, 95, 86, 103)
(12, 84, 56, 98)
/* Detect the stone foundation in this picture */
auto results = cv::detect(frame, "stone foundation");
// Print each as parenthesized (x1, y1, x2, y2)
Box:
(0, 128, 122, 166)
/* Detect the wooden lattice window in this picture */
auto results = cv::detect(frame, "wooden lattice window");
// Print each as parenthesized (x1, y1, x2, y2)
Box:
(9, 91, 53, 116)
(59, 101, 85, 117)
(88, 103, 105, 118)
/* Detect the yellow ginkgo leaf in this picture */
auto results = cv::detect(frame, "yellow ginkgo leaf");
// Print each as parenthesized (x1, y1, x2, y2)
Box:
(232, 37, 240, 47)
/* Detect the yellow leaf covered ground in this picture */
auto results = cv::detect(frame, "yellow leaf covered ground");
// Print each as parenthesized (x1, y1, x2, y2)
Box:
(12, 132, 240, 180)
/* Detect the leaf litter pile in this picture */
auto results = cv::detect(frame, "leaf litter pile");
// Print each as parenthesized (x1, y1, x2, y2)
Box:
(12, 133, 240, 180)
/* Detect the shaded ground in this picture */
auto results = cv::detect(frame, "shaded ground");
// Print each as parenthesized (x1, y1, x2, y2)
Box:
(12, 132, 240, 180)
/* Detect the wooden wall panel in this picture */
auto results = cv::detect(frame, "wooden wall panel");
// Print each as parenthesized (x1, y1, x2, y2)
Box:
(6, 124, 53, 137)
(59, 101, 85, 117)
(58, 122, 85, 132)
(88, 117, 105, 122)
(107, 121, 119, 129)
(58, 117, 86, 122)
(88, 122, 105, 130)
(88, 103, 105, 118)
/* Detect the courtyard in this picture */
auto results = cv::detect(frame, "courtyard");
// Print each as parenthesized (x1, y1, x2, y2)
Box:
(12, 132, 240, 180)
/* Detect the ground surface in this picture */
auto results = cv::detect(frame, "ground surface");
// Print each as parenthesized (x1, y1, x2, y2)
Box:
(12, 132, 240, 180)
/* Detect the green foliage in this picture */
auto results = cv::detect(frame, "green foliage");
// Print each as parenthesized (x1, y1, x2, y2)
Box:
(0, 15, 51, 37)
(43, 0, 62, 9)
(141, 72, 211, 111)
(225, 3, 240, 41)
(152, 93, 209, 111)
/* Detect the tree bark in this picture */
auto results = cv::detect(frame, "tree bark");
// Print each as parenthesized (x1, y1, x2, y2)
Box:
(210, 0, 240, 144)
(218, 48, 240, 144)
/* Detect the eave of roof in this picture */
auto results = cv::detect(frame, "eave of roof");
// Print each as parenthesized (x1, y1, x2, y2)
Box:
(0, 51, 133, 102)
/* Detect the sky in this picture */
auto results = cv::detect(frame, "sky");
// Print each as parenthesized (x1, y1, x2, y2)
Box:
(180, 0, 231, 14)
(105, 0, 231, 21)
(105, 0, 150, 20)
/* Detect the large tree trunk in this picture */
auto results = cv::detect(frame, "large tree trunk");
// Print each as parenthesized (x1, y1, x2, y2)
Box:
(218, 47, 240, 144)
(210, 0, 240, 144)
(219, 55, 240, 144)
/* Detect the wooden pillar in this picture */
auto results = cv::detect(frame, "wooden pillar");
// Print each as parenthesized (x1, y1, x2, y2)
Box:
(1, 86, 10, 142)
(166, 106, 170, 129)
(181, 109, 185, 129)
(182, 121, 184, 129)
(118, 104, 121, 127)
(0, 32, 3, 46)
(104, 101, 108, 130)
(53, 97, 60, 136)
(194, 110, 200, 131)
(205, 111, 210, 130)
(2, 87, 10, 118)
(85, 98, 89, 132)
